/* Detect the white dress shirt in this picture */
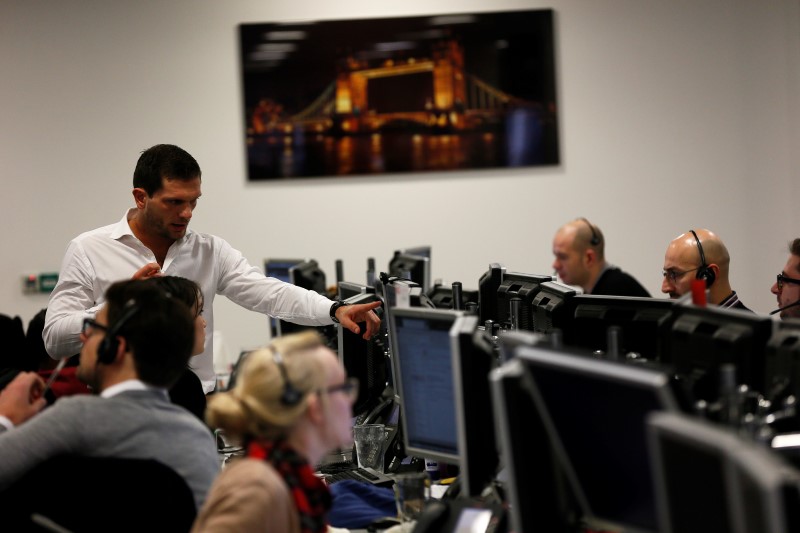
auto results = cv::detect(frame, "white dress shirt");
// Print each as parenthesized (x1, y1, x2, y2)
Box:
(44, 209, 334, 392)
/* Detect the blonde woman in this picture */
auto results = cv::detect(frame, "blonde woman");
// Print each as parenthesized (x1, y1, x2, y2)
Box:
(192, 331, 357, 533)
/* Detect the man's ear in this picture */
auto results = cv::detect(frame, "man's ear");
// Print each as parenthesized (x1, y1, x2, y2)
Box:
(132, 188, 148, 209)
(584, 247, 596, 266)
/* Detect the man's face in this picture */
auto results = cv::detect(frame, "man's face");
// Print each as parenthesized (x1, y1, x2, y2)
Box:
(77, 306, 108, 389)
(136, 177, 202, 242)
(661, 242, 700, 298)
(552, 229, 588, 287)
(771, 255, 800, 319)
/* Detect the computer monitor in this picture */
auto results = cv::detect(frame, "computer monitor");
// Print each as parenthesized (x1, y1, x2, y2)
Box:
(451, 314, 499, 497)
(389, 307, 461, 465)
(518, 343, 681, 533)
(275, 259, 328, 337)
(561, 295, 676, 362)
(337, 292, 389, 418)
(531, 280, 578, 334)
(490, 356, 576, 533)
(764, 319, 800, 404)
(337, 280, 375, 301)
(264, 258, 306, 336)
(289, 259, 327, 295)
(399, 245, 431, 259)
(478, 263, 506, 324)
(388, 250, 431, 292)
(668, 305, 775, 401)
(646, 411, 742, 533)
(426, 282, 479, 311)
(264, 258, 305, 283)
(495, 272, 554, 331)
(648, 411, 800, 533)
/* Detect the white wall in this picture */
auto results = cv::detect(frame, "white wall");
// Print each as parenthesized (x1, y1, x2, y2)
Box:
(1, 0, 798, 357)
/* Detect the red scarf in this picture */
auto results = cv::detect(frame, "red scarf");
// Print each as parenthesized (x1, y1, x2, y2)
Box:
(247, 439, 331, 533)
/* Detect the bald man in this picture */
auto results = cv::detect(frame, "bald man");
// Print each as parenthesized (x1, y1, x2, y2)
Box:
(661, 229, 750, 311)
(552, 218, 650, 297)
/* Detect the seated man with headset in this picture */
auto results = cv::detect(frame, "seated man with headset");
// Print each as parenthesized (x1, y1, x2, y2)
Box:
(0, 279, 220, 511)
(661, 228, 751, 311)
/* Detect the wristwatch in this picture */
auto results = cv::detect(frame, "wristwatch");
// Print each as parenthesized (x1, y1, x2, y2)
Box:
(329, 300, 349, 323)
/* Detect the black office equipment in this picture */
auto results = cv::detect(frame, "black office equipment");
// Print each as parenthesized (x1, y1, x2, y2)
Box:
(389, 307, 461, 465)
(648, 411, 800, 533)
(451, 314, 500, 497)
(478, 263, 505, 324)
(518, 344, 681, 533)
(337, 292, 389, 418)
(531, 280, 578, 334)
(388, 249, 431, 292)
(560, 295, 676, 362)
(668, 304, 774, 400)
(265, 258, 329, 337)
(764, 319, 800, 405)
(495, 272, 554, 331)
(490, 355, 576, 533)
(337, 280, 375, 301)
(426, 282, 479, 311)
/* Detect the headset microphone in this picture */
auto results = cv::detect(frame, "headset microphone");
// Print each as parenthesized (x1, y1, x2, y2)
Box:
(769, 299, 800, 316)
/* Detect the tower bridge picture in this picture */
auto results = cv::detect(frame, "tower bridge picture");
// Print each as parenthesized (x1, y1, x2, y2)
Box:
(240, 9, 558, 179)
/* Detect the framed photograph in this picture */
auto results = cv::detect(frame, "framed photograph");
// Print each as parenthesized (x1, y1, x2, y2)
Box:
(239, 9, 559, 180)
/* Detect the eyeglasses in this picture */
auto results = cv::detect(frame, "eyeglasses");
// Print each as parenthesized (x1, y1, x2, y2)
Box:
(81, 318, 108, 336)
(662, 267, 700, 284)
(323, 377, 359, 401)
(776, 273, 800, 291)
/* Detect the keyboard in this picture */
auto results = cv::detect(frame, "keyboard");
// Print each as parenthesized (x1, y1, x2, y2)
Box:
(317, 462, 394, 488)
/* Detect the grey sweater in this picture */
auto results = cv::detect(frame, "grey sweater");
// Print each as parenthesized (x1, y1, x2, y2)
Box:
(0, 389, 220, 510)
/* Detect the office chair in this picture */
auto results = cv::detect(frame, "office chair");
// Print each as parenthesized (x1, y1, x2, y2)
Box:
(3, 455, 197, 532)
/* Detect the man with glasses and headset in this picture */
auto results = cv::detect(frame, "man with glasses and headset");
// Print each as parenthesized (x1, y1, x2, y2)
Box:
(661, 228, 751, 311)
(770, 238, 800, 319)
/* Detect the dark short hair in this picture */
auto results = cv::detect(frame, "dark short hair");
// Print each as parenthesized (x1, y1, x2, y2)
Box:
(144, 276, 202, 316)
(104, 279, 194, 388)
(791, 238, 800, 258)
(132, 144, 201, 196)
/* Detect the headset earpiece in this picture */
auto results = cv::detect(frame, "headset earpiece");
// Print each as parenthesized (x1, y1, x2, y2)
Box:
(580, 218, 600, 246)
(272, 348, 303, 406)
(690, 230, 716, 288)
(97, 301, 140, 364)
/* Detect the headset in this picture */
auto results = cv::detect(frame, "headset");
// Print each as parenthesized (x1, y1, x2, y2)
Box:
(97, 300, 140, 364)
(689, 229, 716, 288)
(271, 348, 303, 406)
(580, 218, 600, 246)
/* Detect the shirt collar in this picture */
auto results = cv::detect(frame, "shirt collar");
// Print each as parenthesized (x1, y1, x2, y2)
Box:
(101, 379, 168, 399)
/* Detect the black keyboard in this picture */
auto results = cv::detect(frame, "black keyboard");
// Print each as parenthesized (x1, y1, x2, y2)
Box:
(318, 464, 394, 488)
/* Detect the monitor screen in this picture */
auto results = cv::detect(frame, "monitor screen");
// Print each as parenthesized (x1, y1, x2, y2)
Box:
(562, 295, 676, 362)
(518, 344, 680, 533)
(489, 356, 576, 533)
(531, 280, 578, 334)
(337, 292, 389, 418)
(451, 314, 499, 497)
(389, 307, 461, 464)
(388, 251, 431, 292)
(495, 272, 554, 331)
(668, 305, 775, 401)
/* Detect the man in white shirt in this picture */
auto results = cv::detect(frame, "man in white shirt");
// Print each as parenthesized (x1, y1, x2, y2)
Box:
(44, 144, 381, 392)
